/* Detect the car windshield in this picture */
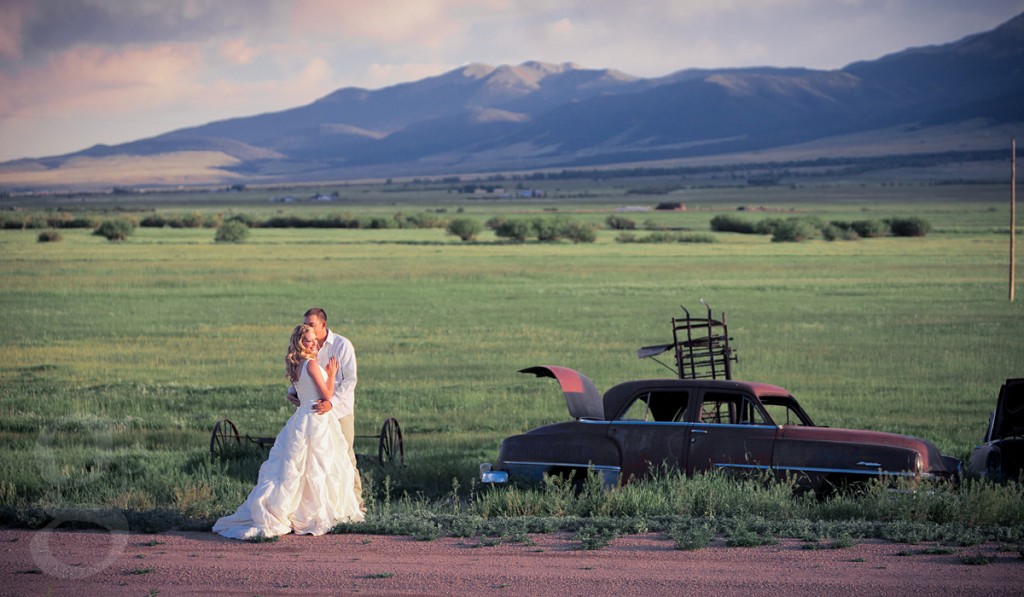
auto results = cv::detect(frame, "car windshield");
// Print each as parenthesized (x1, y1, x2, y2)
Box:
(618, 390, 690, 422)
(759, 396, 814, 426)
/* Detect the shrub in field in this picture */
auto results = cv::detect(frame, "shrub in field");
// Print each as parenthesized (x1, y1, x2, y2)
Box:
(225, 213, 256, 227)
(561, 221, 597, 243)
(643, 232, 682, 243)
(398, 212, 447, 229)
(0, 213, 46, 229)
(177, 212, 204, 228)
(710, 214, 756, 233)
(365, 217, 394, 229)
(605, 215, 636, 230)
(616, 232, 637, 243)
(37, 230, 62, 242)
(139, 215, 167, 227)
(678, 233, 718, 243)
(850, 219, 890, 238)
(821, 224, 860, 241)
(531, 218, 563, 241)
(214, 220, 250, 243)
(770, 218, 821, 242)
(93, 219, 134, 241)
(446, 218, 483, 241)
(889, 217, 931, 237)
(753, 217, 785, 236)
(45, 212, 94, 228)
(493, 219, 532, 242)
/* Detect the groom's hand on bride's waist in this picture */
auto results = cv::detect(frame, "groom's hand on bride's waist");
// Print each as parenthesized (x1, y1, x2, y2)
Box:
(313, 399, 333, 415)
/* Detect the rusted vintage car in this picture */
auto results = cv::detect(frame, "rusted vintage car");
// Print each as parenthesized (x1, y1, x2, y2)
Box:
(967, 378, 1024, 483)
(480, 366, 961, 493)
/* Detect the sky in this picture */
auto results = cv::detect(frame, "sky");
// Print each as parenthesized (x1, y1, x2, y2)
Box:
(1, 0, 1022, 162)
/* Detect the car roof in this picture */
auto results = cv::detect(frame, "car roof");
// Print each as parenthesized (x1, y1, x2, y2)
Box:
(521, 366, 796, 421)
(604, 378, 792, 414)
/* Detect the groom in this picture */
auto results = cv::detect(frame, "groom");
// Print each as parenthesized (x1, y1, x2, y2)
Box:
(287, 307, 363, 509)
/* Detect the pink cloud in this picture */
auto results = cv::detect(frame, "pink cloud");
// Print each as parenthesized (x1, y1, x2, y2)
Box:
(289, 0, 467, 46)
(0, 0, 35, 61)
(219, 38, 259, 65)
(0, 44, 201, 115)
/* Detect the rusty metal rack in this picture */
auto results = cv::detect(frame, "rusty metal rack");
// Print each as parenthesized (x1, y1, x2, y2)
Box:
(637, 299, 737, 380)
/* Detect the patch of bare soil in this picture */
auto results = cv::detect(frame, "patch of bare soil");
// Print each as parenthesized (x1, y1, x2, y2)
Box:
(1, 527, 1020, 596)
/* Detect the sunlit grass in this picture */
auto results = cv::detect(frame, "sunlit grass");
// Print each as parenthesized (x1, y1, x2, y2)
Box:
(0, 184, 1021, 528)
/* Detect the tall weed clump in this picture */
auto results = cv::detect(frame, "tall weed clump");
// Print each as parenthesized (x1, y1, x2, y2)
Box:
(709, 214, 756, 233)
(214, 220, 250, 243)
(889, 217, 931, 237)
(93, 219, 135, 241)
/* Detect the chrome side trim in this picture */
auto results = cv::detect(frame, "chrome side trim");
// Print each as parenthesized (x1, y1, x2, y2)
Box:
(503, 460, 621, 472)
(585, 419, 780, 430)
(714, 463, 923, 478)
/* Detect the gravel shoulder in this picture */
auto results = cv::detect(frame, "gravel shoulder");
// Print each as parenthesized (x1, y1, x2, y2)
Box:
(2, 527, 1021, 596)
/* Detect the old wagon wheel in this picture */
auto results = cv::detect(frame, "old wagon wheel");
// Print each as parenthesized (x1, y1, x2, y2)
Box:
(377, 417, 404, 465)
(210, 418, 241, 457)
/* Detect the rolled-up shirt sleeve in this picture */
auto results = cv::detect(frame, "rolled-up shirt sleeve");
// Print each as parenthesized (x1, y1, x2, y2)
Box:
(321, 330, 357, 418)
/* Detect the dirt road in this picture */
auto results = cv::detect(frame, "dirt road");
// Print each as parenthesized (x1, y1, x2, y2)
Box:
(2, 527, 1021, 596)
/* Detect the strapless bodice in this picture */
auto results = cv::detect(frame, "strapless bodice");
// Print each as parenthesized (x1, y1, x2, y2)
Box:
(293, 360, 327, 408)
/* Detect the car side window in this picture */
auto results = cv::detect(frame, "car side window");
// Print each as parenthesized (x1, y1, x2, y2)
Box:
(699, 392, 768, 425)
(762, 403, 806, 426)
(619, 390, 689, 422)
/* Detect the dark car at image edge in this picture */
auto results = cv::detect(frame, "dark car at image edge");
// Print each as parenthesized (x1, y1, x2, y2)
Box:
(480, 366, 961, 494)
(968, 378, 1024, 483)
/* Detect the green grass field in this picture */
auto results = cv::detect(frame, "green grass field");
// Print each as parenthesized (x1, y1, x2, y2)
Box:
(1, 180, 1022, 530)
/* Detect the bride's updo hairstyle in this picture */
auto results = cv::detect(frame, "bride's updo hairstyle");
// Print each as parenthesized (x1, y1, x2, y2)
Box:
(285, 324, 318, 382)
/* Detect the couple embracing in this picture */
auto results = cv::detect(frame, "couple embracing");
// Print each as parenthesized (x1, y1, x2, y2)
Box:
(213, 308, 365, 540)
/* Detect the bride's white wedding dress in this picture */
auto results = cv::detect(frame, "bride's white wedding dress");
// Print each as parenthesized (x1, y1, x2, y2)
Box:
(213, 360, 364, 539)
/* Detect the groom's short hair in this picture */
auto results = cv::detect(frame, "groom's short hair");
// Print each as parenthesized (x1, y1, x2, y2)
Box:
(304, 307, 327, 324)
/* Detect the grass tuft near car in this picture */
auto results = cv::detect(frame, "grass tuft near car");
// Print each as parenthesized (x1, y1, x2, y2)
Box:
(968, 378, 1024, 483)
(480, 366, 961, 494)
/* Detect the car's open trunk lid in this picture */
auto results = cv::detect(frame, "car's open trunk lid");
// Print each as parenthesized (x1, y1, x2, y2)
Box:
(519, 366, 604, 420)
(988, 378, 1024, 441)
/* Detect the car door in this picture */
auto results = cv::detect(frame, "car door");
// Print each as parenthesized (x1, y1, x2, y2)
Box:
(606, 388, 692, 483)
(685, 389, 777, 478)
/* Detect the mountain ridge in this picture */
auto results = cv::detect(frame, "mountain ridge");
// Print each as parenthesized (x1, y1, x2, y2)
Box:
(3, 12, 1022, 189)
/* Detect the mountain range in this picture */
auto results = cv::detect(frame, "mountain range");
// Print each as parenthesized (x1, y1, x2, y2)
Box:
(4, 12, 1023, 189)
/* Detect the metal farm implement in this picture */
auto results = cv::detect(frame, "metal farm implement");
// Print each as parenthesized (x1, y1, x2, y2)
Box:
(637, 299, 737, 380)
(210, 416, 405, 465)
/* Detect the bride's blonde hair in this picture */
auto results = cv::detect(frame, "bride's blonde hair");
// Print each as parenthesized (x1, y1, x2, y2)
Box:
(285, 324, 318, 382)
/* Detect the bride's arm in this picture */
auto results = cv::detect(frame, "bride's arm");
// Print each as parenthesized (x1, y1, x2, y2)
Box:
(306, 357, 337, 402)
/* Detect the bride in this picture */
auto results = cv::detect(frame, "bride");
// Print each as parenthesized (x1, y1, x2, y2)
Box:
(213, 324, 365, 539)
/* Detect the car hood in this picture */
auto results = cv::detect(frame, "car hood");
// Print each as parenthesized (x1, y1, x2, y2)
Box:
(988, 378, 1024, 441)
(519, 366, 604, 420)
(779, 425, 951, 472)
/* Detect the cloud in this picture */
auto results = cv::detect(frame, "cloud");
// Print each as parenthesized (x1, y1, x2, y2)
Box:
(0, 44, 202, 117)
(219, 38, 259, 65)
(0, 0, 34, 61)
(1, 0, 1023, 162)
(7, 0, 285, 64)
(290, 0, 469, 46)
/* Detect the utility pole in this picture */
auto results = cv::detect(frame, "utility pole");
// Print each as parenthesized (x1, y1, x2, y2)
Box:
(1012, 137, 1017, 302)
